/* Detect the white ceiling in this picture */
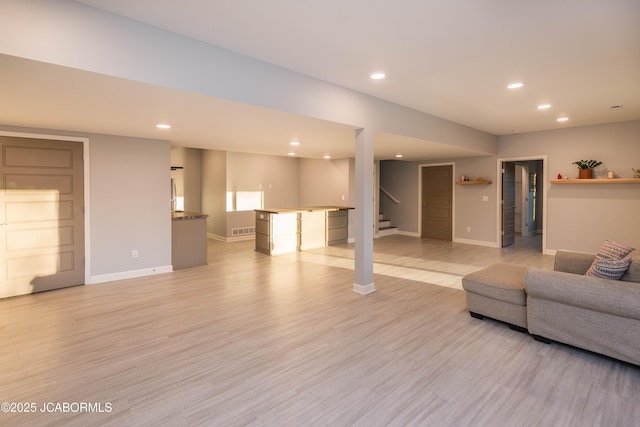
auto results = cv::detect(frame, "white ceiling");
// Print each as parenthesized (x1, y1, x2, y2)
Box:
(3, 1, 640, 160)
(1, 54, 478, 161)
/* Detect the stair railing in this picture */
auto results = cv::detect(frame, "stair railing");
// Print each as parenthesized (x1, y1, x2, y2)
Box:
(380, 186, 400, 204)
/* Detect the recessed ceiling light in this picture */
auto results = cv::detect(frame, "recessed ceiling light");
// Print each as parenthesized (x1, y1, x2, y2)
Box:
(290, 141, 300, 146)
(288, 152, 296, 156)
(323, 155, 331, 159)
(507, 82, 524, 89)
(557, 117, 569, 122)
(156, 123, 171, 129)
(395, 154, 403, 158)
(537, 104, 551, 110)
(371, 72, 386, 80)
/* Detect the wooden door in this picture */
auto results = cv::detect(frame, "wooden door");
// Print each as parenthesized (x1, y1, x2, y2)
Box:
(0, 137, 84, 298)
(422, 165, 452, 240)
(502, 162, 515, 247)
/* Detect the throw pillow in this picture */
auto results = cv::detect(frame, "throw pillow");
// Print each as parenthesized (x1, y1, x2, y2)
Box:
(594, 240, 635, 260)
(586, 257, 632, 280)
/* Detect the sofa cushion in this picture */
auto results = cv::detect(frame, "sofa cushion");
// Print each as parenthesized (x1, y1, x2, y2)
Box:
(594, 240, 635, 260)
(621, 258, 640, 283)
(462, 263, 526, 306)
(586, 257, 632, 280)
(526, 269, 640, 321)
(554, 250, 594, 274)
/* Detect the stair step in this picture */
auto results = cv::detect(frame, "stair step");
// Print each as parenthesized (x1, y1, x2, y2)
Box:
(378, 226, 398, 236)
(378, 220, 391, 228)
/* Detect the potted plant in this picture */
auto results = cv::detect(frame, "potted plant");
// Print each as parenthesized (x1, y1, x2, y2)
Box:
(572, 159, 602, 179)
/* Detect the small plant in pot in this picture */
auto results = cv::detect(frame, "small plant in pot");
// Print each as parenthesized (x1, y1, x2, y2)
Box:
(572, 159, 602, 179)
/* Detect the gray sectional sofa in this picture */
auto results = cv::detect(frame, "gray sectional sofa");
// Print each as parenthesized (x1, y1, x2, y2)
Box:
(526, 250, 640, 366)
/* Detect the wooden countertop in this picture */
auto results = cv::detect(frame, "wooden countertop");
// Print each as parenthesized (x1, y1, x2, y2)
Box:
(172, 211, 209, 220)
(255, 206, 353, 214)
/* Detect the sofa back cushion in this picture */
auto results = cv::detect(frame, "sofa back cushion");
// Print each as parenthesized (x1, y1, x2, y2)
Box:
(554, 250, 595, 274)
(622, 258, 640, 283)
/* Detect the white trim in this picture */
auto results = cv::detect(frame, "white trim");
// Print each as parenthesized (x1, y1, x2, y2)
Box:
(496, 155, 548, 253)
(352, 282, 376, 295)
(87, 265, 173, 285)
(225, 235, 255, 243)
(418, 162, 455, 239)
(0, 131, 92, 285)
(453, 237, 499, 248)
(397, 230, 420, 238)
(207, 233, 255, 242)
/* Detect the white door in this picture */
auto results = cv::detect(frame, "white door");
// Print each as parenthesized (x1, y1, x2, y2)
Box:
(0, 137, 84, 298)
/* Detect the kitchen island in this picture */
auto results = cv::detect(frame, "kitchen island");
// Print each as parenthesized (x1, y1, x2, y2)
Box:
(255, 206, 352, 255)
(172, 211, 209, 269)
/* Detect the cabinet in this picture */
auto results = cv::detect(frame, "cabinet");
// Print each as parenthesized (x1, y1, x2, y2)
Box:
(255, 207, 352, 255)
(172, 213, 208, 269)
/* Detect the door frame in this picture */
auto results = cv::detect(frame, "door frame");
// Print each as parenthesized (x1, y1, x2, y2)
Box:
(418, 162, 455, 239)
(0, 130, 91, 284)
(496, 156, 548, 254)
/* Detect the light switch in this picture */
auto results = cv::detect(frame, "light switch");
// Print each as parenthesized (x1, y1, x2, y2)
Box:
(482, 196, 489, 202)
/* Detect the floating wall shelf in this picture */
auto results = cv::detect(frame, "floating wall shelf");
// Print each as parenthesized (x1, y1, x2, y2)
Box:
(456, 180, 492, 185)
(551, 178, 640, 184)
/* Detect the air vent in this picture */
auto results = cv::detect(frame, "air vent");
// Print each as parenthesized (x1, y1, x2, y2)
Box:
(232, 227, 255, 237)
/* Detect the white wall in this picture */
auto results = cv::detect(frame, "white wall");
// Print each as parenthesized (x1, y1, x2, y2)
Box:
(451, 155, 499, 243)
(201, 150, 227, 237)
(298, 158, 351, 207)
(89, 134, 171, 277)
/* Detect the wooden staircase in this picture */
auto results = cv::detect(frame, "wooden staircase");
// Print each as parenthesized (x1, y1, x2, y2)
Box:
(378, 213, 397, 236)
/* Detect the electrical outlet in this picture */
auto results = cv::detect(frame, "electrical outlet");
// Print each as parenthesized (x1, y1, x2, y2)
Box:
(466, 226, 471, 233)
(132, 249, 139, 258)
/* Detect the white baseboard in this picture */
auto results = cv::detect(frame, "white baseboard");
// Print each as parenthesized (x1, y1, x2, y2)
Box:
(352, 282, 376, 295)
(87, 265, 173, 285)
(397, 230, 420, 237)
(207, 233, 226, 242)
(453, 237, 500, 248)
(207, 233, 255, 243)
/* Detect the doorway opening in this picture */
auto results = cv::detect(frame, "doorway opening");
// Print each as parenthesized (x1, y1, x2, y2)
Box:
(498, 157, 546, 253)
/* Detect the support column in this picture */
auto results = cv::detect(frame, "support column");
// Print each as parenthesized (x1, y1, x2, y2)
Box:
(353, 128, 375, 294)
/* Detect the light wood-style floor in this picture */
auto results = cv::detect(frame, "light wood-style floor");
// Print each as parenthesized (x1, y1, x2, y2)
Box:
(1, 235, 638, 426)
